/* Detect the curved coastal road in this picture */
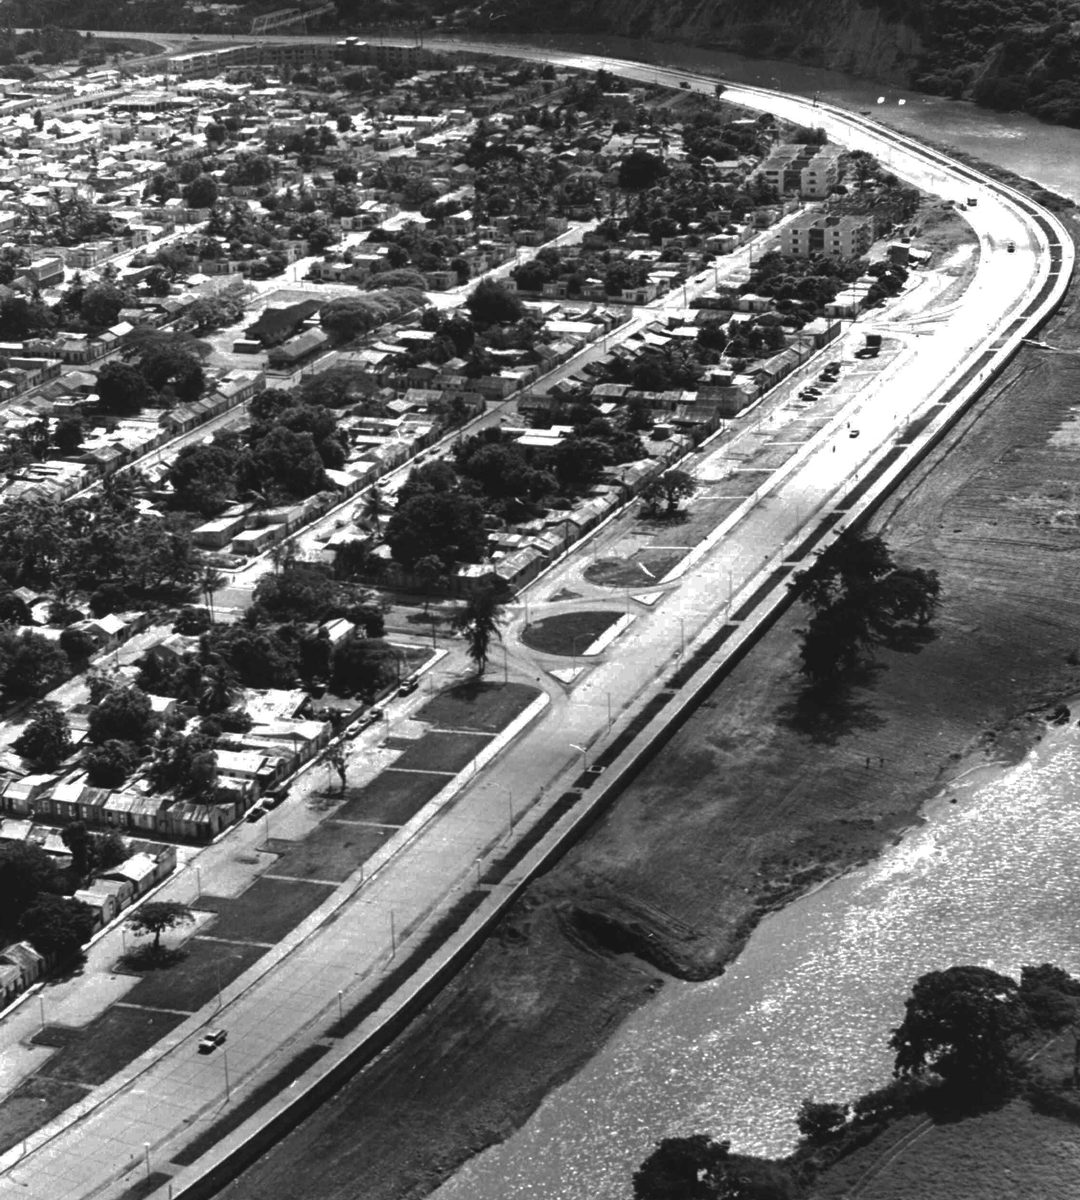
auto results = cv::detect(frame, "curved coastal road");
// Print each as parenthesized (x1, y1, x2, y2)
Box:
(0, 37, 1069, 1200)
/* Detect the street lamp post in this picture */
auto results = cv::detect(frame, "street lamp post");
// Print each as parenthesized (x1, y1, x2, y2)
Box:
(143, 1143, 151, 1178)
(570, 742, 589, 771)
(223, 1050, 230, 1102)
(507, 787, 514, 831)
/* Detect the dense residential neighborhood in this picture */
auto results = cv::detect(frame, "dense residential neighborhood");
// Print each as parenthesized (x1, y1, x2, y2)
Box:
(0, 30, 930, 1082)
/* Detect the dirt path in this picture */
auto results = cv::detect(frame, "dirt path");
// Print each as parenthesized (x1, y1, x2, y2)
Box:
(219, 220, 1080, 1200)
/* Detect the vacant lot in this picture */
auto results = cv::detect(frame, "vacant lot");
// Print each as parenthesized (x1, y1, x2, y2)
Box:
(199, 878, 336, 945)
(416, 681, 539, 731)
(36, 1006, 186, 1087)
(124, 939, 269, 1013)
(336, 770, 449, 824)
(391, 732, 494, 775)
(0, 1075, 89, 1153)
(270, 821, 395, 881)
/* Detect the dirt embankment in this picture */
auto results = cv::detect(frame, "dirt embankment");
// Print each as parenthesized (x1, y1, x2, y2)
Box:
(221, 223, 1080, 1200)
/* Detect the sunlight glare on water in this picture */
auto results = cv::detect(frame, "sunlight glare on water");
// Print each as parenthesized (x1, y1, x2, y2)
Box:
(432, 724, 1080, 1200)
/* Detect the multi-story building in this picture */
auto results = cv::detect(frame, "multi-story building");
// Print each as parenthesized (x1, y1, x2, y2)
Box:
(780, 213, 875, 259)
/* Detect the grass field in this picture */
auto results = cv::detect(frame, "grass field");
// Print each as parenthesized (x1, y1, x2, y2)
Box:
(336, 770, 449, 824)
(816, 1101, 1080, 1199)
(36, 1006, 186, 1086)
(198, 878, 335, 945)
(269, 821, 395, 881)
(123, 939, 268, 1013)
(584, 551, 685, 587)
(416, 681, 540, 731)
(0, 1075, 89, 1153)
(391, 732, 493, 774)
(521, 610, 622, 656)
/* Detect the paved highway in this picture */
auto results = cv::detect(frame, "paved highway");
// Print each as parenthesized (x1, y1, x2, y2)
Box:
(0, 37, 1068, 1200)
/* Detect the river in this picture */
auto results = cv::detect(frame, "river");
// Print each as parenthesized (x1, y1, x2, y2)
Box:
(428, 37, 1080, 1200)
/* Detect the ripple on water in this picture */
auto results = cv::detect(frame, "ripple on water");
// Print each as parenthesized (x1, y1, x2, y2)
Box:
(432, 726, 1080, 1200)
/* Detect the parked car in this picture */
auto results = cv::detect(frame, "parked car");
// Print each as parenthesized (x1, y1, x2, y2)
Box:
(198, 1029, 227, 1054)
(398, 678, 420, 696)
(848, 429, 860, 438)
(245, 803, 267, 823)
(1007, 241, 1015, 253)
(802, 387, 822, 397)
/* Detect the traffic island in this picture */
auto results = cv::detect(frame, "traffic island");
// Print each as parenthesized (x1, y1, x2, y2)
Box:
(584, 552, 685, 587)
(521, 610, 624, 656)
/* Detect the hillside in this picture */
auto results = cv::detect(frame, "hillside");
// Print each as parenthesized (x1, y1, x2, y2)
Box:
(471, 0, 1080, 126)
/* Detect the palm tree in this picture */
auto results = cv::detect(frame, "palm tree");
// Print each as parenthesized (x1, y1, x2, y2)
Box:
(452, 585, 505, 676)
(198, 663, 237, 715)
(199, 565, 226, 625)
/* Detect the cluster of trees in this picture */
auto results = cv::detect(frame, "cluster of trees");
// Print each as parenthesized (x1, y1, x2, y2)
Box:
(384, 412, 642, 570)
(793, 530, 941, 682)
(0, 477, 199, 613)
(0, 838, 104, 964)
(167, 390, 349, 515)
(511, 248, 651, 299)
(136, 564, 387, 704)
(96, 332, 208, 416)
(746, 251, 869, 325)
(319, 287, 427, 345)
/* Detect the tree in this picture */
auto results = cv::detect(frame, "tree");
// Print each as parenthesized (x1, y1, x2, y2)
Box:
(633, 1135, 797, 1200)
(14, 702, 71, 770)
(618, 148, 668, 190)
(240, 426, 328, 499)
(253, 563, 334, 622)
(61, 820, 95, 878)
(386, 490, 487, 571)
(330, 635, 399, 696)
(20, 894, 96, 961)
(96, 360, 150, 416)
(792, 531, 941, 683)
(643, 469, 696, 517)
(0, 631, 68, 697)
(126, 900, 196, 954)
(168, 443, 238, 516)
(59, 625, 98, 665)
(0, 841, 59, 917)
(136, 341, 205, 405)
(87, 685, 157, 747)
(465, 278, 525, 325)
(182, 173, 219, 208)
(796, 1098, 848, 1144)
(204, 121, 226, 146)
(53, 415, 84, 455)
(453, 584, 505, 676)
(890, 965, 1021, 1093)
(80, 282, 127, 330)
(94, 830, 128, 871)
(84, 738, 140, 788)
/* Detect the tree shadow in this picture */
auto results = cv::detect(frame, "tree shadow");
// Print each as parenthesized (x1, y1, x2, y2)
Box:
(880, 624, 939, 655)
(116, 946, 187, 974)
(919, 1078, 1015, 1124)
(778, 669, 887, 746)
